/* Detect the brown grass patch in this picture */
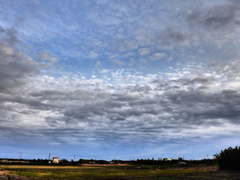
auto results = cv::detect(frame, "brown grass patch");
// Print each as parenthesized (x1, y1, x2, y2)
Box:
(80, 163, 130, 167)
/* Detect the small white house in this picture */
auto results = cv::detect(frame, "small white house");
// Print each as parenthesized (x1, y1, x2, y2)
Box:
(52, 157, 59, 164)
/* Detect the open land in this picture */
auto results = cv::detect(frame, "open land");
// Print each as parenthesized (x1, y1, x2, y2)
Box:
(1, 164, 240, 180)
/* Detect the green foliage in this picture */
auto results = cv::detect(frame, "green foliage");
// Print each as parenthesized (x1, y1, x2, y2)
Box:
(215, 146, 240, 170)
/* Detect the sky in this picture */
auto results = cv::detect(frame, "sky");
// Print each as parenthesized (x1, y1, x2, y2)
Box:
(1, 0, 240, 161)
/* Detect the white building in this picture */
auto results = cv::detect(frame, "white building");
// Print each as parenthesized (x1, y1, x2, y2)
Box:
(52, 157, 59, 164)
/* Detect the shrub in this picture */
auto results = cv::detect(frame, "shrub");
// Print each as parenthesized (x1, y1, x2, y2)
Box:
(215, 146, 240, 170)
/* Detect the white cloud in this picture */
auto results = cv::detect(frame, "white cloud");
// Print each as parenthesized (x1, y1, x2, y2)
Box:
(89, 51, 99, 59)
(150, 52, 166, 61)
(138, 48, 151, 55)
(114, 40, 138, 52)
(39, 51, 58, 65)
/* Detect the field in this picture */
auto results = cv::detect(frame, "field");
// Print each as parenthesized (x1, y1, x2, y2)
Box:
(1, 164, 240, 180)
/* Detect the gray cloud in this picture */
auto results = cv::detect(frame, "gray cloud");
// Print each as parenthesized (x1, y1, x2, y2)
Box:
(0, 26, 19, 45)
(38, 51, 58, 65)
(6, 66, 235, 147)
(186, 3, 240, 30)
(0, 26, 39, 93)
(0, 63, 240, 151)
(208, 60, 240, 79)
(0, 27, 41, 148)
(161, 89, 240, 125)
(160, 28, 188, 48)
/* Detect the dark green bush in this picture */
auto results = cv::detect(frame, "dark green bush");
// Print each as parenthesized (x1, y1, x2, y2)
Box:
(215, 146, 240, 170)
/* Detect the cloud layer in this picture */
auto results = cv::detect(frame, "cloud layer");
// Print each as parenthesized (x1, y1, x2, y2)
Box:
(1, 61, 240, 156)
(1, 0, 240, 159)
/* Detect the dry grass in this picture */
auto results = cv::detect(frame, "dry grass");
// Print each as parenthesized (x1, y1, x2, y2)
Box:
(1, 164, 240, 180)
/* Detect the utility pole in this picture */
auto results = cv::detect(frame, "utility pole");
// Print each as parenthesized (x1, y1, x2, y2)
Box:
(19, 152, 22, 160)
(48, 153, 51, 160)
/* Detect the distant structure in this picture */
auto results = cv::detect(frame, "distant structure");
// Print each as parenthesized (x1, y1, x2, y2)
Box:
(52, 157, 59, 164)
(163, 158, 173, 161)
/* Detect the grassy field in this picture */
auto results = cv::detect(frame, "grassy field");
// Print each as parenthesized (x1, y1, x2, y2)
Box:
(1, 164, 240, 180)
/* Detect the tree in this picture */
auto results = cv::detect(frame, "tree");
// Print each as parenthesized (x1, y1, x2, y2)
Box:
(59, 159, 69, 165)
(215, 146, 240, 170)
(178, 157, 183, 161)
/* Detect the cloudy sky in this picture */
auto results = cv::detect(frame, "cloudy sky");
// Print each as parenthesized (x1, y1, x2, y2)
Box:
(1, 0, 240, 160)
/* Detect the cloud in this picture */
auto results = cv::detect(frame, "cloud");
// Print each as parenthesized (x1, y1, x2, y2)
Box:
(39, 51, 58, 65)
(0, 26, 19, 45)
(89, 51, 99, 59)
(138, 48, 151, 55)
(0, 62, 237, 147)
(111, 59, 125, 66)
(0, 26, 39, 93)
(185, 2, 240, 31)
(159, 28, 188, 48)
(150, 52, 166, 61)
(209, 60, 240, 80)
(0, 59, 239, 159)
(113, 40, 138, 52)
